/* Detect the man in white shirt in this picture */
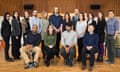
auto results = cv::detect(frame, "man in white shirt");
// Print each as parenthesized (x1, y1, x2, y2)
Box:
(61, 23, 77, 67)
(29, 10, 42, 33)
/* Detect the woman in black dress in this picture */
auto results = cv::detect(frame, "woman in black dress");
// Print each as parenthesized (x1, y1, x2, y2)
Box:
(11, 11, 22, 60)
(1, 12, 14, 62)
(96, 11, 106, 62)
(63, 12, 72, 31)
(86, 12, 96, 33)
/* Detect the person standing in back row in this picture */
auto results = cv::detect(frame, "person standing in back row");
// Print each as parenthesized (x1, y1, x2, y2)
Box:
(76, 12, 87, 62)
(105, 10, 119, 64)
(21, 11, 30, 45)
(1, 12, 14, 62)
(11, 11, 22, 60)
(72, 9, 79, 30)
(29, 10, 42, 34)
(96, 11, 106, 62)
(41, 11, 49, 59)
(49, 7, 63, 58)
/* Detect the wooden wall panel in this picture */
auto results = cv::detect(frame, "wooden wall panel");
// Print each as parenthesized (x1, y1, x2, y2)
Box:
(47, 0, 76, 13)
(0, 0, 120, 16)
(0, 0, 23, 15)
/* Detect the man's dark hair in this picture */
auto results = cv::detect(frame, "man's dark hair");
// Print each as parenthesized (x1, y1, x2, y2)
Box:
(108, 10, 115, 13)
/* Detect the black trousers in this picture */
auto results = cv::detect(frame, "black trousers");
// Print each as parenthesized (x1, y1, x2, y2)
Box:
(77, 38, 83, 60)
(44, 46, 56, 61)
(41, 40, 45, 58)
(55, 32, 61, 56)
(3, 36, 10, 60)
(12, 35, 21, 59)
(81, 47, 96, 67)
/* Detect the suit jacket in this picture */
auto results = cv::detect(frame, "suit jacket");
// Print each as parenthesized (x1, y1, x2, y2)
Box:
(11, 19, 22, 36)
(1, 20, 11, 38)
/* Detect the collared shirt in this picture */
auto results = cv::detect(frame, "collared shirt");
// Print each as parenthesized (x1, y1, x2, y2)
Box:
(61, 30, 77, 46)
(83, 33, 99, 52)
(106, 17, 119, 35)
(49, 14, 63, 29)
(29, 16, 42, 33)
(72, 15, 79, 24)
(76, 21, 87, 37)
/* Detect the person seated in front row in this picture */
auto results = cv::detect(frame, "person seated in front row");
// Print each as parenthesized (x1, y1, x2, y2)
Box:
(43, 24, 57, 67)
(20, 25, 41, 69)
(81, 24, 99, 71)
(61, 23, 77, 67)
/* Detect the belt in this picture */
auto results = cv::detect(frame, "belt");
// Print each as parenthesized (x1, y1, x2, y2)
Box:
(107, 34, 114, 36)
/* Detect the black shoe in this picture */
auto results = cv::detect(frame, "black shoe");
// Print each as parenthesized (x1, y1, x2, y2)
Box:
(24, 63, 33, 69)
(6, 58, 14, 62)
(81, 65, 86, 70)
(97, 56, 103, 62)
(44, 60, 50, 67)
(32, 62, 38, 68)
(14, 57, 21, 60)
(88, 67, 93, 72)
(77, 58, 81, 62)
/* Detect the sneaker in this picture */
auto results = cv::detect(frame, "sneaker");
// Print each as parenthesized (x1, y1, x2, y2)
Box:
(32, 62, 38, 68)
(24, 63, 32, 69)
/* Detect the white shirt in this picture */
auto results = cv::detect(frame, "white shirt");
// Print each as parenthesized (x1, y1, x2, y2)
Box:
(61, 30, 77, 46)
(29, 16, 42, 33)
(76, 21, 87, 37)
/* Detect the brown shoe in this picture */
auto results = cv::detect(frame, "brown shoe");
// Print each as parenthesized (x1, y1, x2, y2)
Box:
(88, 67, 93, 72)
(81, 65, 86, 70)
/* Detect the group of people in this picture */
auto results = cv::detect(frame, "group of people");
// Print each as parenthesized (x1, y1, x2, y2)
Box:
(1, 7, 119, 71)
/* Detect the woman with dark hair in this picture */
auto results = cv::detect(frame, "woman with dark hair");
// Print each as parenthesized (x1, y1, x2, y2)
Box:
(84, 12, 88, 23)
(11, 11, 22, 60)
(76, 12, 87, 62)
(1, 12, 14, 62)
(21, 11, 30, 45)
(63, 12, 72, 31)
(96, 11, 106, 62)
(86, 12, 96, 33)
(43, 24, 57, 67)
